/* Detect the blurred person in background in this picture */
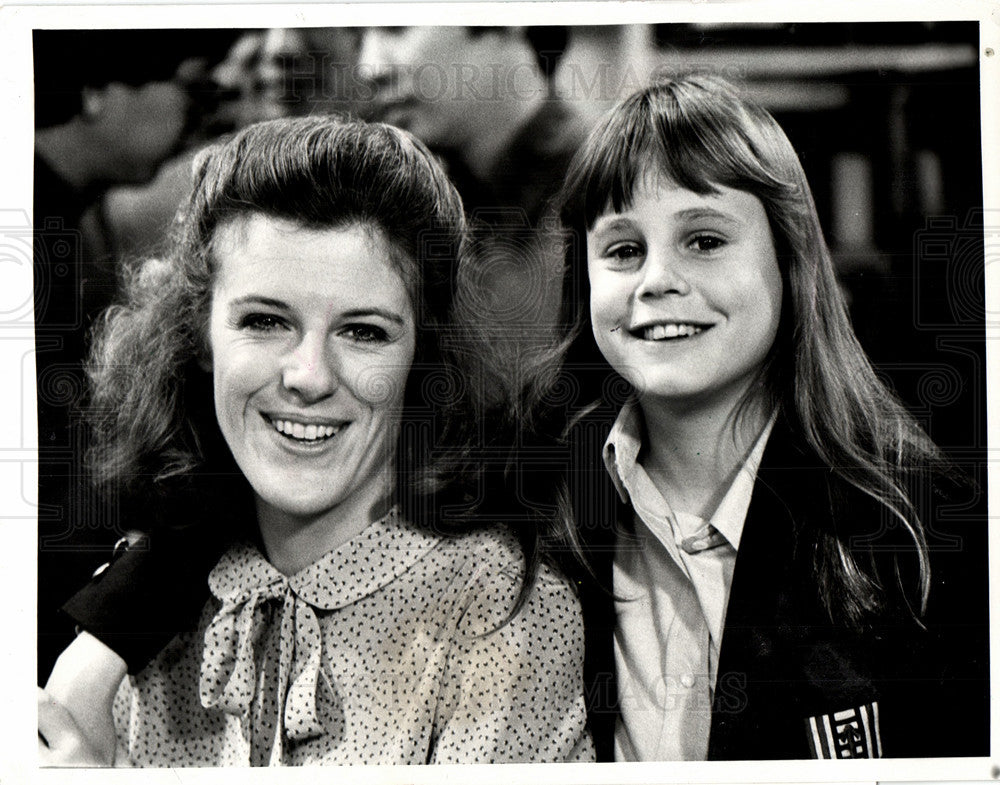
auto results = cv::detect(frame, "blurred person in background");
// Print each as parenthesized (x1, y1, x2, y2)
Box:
(103, 27, 363, 262)
(357, 26, 589, 401)
(358, 25, 582, 227)
(34, 28, 241, 681)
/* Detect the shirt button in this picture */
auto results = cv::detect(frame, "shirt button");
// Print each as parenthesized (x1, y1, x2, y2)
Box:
(680, 673, 696, 688)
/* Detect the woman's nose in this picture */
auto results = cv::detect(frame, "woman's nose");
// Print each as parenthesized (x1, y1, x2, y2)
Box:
(280, 332, 339, 402)
(636, 248, 691, 299)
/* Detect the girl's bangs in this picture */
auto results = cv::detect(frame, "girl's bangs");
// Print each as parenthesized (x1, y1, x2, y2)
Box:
(577, 86, 793, 229)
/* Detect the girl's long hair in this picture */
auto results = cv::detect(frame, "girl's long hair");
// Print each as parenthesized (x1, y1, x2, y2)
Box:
(554, 75, 949, 628)
(86, 116, 543, 607)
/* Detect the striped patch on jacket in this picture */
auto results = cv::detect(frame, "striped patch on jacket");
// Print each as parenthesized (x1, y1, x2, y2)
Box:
(806, 701, 882, 759)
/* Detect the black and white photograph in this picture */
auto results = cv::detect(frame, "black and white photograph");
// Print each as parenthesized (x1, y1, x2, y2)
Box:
(1, 1, 996, 781)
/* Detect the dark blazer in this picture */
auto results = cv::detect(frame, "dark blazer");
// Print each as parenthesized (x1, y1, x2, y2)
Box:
(567, 412, 989, 761)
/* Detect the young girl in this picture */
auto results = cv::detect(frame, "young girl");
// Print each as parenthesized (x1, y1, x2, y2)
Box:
(553, 75, 988, 761)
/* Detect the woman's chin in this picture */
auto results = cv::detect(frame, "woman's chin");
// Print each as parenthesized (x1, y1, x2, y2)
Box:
(250, 479, 348, 523)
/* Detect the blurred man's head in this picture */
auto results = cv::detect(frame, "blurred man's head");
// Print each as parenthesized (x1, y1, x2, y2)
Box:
(34, 30, 239, 186)
(356, 26, 568, 165)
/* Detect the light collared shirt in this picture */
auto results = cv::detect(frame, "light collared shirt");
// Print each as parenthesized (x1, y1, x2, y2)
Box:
(605, 401, 775, 761)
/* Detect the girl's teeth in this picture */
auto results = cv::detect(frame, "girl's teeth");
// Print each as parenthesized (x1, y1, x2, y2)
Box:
(643, 324, 703, 341)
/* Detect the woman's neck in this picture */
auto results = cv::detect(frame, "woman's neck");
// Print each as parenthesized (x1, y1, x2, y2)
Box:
(255, 472, 396, 576)
(637, 391, 770, 519)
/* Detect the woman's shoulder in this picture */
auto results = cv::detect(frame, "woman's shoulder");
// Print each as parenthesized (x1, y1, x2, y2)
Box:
(430, 524, 579, 634)
(435, 524, 571, 588)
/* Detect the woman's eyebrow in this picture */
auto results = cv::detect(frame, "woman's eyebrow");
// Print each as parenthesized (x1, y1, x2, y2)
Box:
(228, 295, 289, 310)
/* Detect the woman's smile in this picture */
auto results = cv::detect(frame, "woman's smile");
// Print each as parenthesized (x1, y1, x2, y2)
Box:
(263, 412, 347, 444)
(208, 214, 416, 528)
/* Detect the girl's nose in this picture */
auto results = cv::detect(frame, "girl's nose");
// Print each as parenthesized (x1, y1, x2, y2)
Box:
(636, 248, 691, 299)
(280, 332, 339, 402)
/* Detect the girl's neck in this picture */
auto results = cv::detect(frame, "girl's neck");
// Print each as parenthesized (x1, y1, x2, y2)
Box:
(255, 471, 396, 576)
(637, 390, 770, 519)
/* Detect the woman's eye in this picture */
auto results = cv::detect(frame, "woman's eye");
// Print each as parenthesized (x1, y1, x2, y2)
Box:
(344, 324, 389, 343)
(240, 313, 287, 332)
(689, 234, 726, 253)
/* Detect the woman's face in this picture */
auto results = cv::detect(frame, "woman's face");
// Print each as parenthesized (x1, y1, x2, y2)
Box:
(586, 176, 783, 411)
(208, 214, 416, 524)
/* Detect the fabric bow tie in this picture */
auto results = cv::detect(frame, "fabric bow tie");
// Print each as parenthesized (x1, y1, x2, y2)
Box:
(199, 561, 327, 754)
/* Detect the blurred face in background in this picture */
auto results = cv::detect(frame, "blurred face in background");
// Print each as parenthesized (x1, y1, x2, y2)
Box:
(205, 29, 362, 132)
(86, 77, 191, 183)
(356, 26, 535, 151)
(207, 32, 286, 131)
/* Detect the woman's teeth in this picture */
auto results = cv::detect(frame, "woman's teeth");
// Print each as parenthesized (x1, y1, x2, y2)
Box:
(271, 419, 341, 442)
(642, 323, 704, 341)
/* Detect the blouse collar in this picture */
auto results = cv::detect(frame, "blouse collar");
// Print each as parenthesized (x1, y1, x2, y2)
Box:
(208, 508, 443, 611)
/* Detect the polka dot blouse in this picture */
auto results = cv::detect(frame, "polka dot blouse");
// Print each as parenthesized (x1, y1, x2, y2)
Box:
(112, 511, 594, 766)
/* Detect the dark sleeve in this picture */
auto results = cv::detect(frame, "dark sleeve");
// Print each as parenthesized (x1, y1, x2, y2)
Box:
(876, 469, 991, 758)
(919, 481, 991, 756)
(60, 525, 226, 674)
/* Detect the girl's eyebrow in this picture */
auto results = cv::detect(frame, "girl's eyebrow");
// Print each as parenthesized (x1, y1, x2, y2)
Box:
(589, 216, 636, 235)
(674, 207, 742, 226)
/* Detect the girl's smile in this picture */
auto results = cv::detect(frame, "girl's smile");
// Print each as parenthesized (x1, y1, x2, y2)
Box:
(586, 177, 782, 410)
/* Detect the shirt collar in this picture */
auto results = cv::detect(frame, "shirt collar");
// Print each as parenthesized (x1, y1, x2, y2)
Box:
(209, 509, 442, 611)
(709, 412, 776, 550)
(602, 401, 777, 549)
(602, 399, 644, 505)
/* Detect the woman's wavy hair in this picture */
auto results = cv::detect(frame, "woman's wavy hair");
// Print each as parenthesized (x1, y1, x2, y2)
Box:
(87, 116, 513, 551)
(555, 75, 948, 628)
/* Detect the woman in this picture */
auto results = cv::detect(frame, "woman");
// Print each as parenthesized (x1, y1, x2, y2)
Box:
(549, 75, 988, 761)
(39, 116, 592, 766)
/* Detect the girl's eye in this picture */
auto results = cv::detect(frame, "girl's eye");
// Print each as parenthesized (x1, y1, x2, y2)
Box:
(689, 234, 727, 253)
(343, 324, 389, 343)
(605, 242, 643, 261)
(240, 313, 287, 332)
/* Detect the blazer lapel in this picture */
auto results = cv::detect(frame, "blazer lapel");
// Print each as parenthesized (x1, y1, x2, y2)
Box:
(564, 410, 622, 762)
(708, 418, 881, 760)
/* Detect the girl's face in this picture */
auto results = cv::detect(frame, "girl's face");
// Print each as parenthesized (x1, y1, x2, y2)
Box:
(586, 176, 783, 411)
(208, 214, 416, 525)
